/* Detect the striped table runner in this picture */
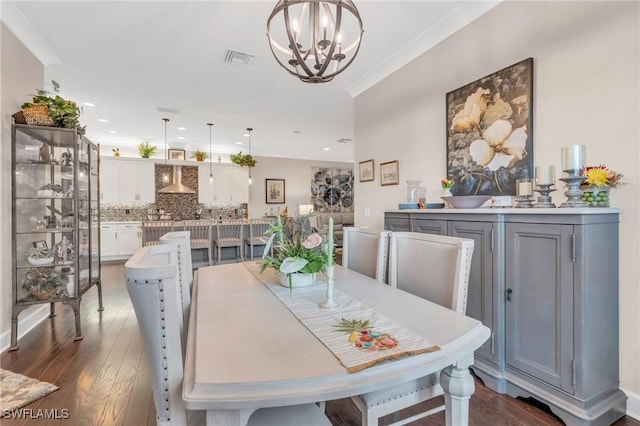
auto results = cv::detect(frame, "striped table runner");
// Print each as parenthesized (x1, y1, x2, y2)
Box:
(252, 271, 440, 373)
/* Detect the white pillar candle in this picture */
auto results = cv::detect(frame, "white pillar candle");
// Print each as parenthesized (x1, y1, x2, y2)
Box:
(535, 166, 556, 185)
(517, 182, 533, 196)
(561, 145, 586, 172)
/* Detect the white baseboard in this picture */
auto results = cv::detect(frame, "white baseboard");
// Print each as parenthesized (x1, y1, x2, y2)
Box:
(623, 387, 640, 420)
(0, 305, 49, 353)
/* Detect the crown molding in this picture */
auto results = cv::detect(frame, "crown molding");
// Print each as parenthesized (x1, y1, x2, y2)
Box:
(1, 0, 60, 66)
(346, 0, 502, 98)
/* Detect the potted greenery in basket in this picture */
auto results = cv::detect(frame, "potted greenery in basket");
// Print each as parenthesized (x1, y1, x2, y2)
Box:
(259, 214, 328, 289)
(230, 151, 257, 167)
(21, 267, 68, 300)
(17, 80, 86, 134)
(38, 183, 65, 198)
(191, 150, 208, 162)
(138, 141, 157, 158)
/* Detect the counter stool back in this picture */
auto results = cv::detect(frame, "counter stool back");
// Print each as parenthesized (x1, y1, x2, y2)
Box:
(142, 221, 175, 246)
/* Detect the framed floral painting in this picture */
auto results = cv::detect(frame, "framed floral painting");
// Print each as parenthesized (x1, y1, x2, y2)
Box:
(446, 58, 533, 196)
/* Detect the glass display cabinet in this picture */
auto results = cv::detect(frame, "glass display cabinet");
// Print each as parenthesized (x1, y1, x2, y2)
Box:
(11, 124, 103, 351)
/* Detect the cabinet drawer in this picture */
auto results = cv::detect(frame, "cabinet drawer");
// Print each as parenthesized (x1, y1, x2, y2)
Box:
(101, 224, 118, 231)
(119, 223, 141, 231)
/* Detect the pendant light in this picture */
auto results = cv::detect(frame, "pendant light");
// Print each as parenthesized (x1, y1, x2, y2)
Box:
(267, 0, 363, 83)
(162, 118, 170, 183)
(247, 127, 253, 185)
(207, 123, 214, 183)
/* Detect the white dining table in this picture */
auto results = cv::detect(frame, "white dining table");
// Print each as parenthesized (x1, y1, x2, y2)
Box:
(182, 262, 490, 426)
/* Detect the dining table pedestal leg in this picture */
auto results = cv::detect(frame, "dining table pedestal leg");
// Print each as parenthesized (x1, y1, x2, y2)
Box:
(440, 357, 475, 426)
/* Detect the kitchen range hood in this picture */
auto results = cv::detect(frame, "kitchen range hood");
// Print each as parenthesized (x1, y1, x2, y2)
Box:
(158, 166, 195, 194)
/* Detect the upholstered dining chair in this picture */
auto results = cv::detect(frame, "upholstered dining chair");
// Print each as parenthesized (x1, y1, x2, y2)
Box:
(182, 220, 213, 266)
(341, 227, 390, 283)
(213, 219, 244, 263)
(159, 231, 193, 350)
(244, 218, 274, 260)
(125, 245, 331, 426)
(351, 231, 475, 426)
(142, 221, 175, 246)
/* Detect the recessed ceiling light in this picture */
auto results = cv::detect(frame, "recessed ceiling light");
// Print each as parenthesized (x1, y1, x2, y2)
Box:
(178, 127, 186, 131)
(98, 118, 109, 123)
(177, 136, 185, 140)
(243, 133, 250, 137)
(236, 142, 243, 145)
(83, 102, 95, 107)
(323, 147, 330, 151)
(109, 130, 118, 134)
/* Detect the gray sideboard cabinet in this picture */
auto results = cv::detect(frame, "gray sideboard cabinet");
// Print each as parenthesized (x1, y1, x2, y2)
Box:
(384, 209, 626, 426)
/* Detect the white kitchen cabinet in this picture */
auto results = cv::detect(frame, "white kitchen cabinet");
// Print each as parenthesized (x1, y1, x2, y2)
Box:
(199, 164, 248, 203)
(100, 222, 142, 260)
(100, 159, 155, 203)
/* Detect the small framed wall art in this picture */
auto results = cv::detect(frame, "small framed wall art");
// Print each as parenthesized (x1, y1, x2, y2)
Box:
(380, 160, 399, 186)
(168, 149, 185, 161)
(265, 178, 285, 204)
(359, 159, 374, 182)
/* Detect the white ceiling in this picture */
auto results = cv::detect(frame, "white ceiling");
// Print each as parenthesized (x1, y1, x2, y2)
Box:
(4, 1, 500, 162)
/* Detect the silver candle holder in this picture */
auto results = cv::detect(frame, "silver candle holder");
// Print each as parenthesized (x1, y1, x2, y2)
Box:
(534, 184, 557, 208)
(559, 174, 587, 208)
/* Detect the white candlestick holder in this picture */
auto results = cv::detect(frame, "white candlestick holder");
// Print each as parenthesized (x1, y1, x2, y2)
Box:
(319, 265, 339, 309)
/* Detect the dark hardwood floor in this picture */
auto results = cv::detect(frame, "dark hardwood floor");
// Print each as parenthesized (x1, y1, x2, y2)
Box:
(1, 263, 637, 426)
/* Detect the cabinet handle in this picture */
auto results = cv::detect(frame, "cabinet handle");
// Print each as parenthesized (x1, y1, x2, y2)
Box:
(571, 234, 576, 262)
(506, 288, 513, 301)
(490, 228, 495, 253)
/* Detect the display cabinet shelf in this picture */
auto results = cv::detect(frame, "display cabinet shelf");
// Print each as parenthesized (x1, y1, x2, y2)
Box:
(11, 124, 103, 351)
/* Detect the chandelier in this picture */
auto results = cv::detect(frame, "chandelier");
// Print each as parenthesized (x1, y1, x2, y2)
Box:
(267, 0, 363, 83)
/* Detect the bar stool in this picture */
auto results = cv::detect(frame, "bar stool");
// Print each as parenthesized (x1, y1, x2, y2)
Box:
(244, 218, 274, 260)
(141, 221, 174, 246)
(183, 220, 213, 266)
(213, 219, 244, 263)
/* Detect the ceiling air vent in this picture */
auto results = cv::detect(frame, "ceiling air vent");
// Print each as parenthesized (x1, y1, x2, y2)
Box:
(336, 138, 352, 144)
(224, 49, 254, 68)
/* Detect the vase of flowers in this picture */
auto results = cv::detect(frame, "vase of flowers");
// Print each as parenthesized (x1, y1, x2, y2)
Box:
(259, 214, 329, 289)
(581, 165, 624, 207)
(441, 179, 455, 197)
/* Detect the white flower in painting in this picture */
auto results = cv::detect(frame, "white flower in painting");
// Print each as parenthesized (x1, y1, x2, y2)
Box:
(469, 120, 527, 171)
(450, 87, 490, 132)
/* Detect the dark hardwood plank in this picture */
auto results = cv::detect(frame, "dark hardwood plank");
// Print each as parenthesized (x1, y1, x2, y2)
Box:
(2, 263, 638, 426)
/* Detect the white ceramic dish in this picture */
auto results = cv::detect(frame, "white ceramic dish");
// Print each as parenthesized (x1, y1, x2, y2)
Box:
(441, 195, 492, 209)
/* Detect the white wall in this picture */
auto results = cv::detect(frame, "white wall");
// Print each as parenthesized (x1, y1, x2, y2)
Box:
(353, 0, 639, 408)
(1, 23, 48, 349)
(247, 155, 352, 218)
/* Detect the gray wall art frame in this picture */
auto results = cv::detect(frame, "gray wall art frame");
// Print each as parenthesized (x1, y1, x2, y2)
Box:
(380, 160, 399, 186)
(311, 167, 353, 212)
(265, 178, 285, 204)
(446, 57, 533, 196)
(359, 159, 374, 182)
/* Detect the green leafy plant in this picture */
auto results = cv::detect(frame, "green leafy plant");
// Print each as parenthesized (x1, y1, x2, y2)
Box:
(191, 150, 208, 161)
(259, 214, 328, 283)
(230, 151, 257, 167)
(21, 80, 86, 134)
(138, 142, 157, 158)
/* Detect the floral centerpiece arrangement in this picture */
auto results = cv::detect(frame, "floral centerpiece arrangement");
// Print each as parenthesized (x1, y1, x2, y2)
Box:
(259, 214, 330, 288)
(441, 179, 455, 189)
(581, 165, 624, 207)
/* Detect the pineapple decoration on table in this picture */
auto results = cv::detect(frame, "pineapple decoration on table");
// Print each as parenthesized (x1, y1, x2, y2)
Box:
(333, 318, 399, 352)
(580, 165, 624, 207)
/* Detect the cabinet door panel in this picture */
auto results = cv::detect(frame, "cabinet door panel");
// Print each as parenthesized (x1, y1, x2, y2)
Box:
(118, 229, 141, 256)
(136, 162, 156, 203)
(100, 160, 119, 203)
(118, 162, 139, 203)
(412, 219, 447, 235)
(505, 223, 574, 394)
(198, 164, 215, 203)
(449, 221, 494, 361)
(213, 166, 232, 202)
(228, 167, 249, 203)
(384, 214, 410, 232)
(100, 227, 118, 257)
